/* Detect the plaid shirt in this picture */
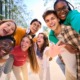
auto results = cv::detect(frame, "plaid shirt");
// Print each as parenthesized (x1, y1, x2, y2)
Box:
(60, 25, 80, 79)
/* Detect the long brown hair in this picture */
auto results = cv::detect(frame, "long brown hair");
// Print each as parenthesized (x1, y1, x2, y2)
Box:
(37, 33, 49, 58)
(0, 19, 17, 36)
(21, 35, 39, 73)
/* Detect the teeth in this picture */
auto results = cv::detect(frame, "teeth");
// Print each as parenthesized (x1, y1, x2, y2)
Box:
(22, 45, 26, 48)
(50, 24, 55, 27)
(61, 14, 65, 17)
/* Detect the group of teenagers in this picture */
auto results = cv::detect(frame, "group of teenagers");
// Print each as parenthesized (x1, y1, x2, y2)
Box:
(0, 0, 80, 80)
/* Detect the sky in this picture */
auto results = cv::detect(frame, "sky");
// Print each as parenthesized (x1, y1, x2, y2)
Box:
(23, 0, 80, 33)
(23, 0, 49, 26)
(23, 0, 48, 33)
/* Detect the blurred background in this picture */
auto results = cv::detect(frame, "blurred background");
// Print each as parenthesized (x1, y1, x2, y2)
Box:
(0, 0, 80, 34)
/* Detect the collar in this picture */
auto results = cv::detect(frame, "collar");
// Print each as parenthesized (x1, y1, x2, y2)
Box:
(26, 28, 35, 38)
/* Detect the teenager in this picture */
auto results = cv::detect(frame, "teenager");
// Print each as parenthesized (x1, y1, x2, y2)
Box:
(10, 35, 39, 80)
(3, 19, 41, 80)
(36, 33, 65, 80)
(0, 19, 17, 77)
(43, 10, 80, 80)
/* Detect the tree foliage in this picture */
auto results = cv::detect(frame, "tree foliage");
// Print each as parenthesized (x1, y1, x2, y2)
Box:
(1, 0, 33, 28)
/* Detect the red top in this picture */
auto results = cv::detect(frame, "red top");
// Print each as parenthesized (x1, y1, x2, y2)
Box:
(11, 46, 28, 66)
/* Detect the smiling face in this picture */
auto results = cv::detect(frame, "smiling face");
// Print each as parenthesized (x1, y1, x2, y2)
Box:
(54, 1, 69, 20)
(37, 34, 44, 48)
(30, 21, 41, 34)
(44, 13, 60, 31)
(0, 21, 16, 36)
(21, 36, 31, 51)
(0, 39, 15, 58)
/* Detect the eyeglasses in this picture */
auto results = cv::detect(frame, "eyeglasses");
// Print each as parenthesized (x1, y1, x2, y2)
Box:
(55, 6, 68, 13)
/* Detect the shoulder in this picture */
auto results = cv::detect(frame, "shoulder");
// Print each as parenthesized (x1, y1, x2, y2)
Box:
(49, 30, 55, 35)
(43, 47, 49, 54)
(67, 10, 80, 19)
(43, 47, 50, 58)
(11, 46, 20, 54)
(15, 27, 26, 33)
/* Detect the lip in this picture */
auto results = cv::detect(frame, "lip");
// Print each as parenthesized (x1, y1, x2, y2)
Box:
(59, 12, 66, 19)
(0, 49, 6, 57)
(3, 29, 8, 35)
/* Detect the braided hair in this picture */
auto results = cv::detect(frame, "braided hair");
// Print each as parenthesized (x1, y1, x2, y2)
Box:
(54, 0, 74, 10)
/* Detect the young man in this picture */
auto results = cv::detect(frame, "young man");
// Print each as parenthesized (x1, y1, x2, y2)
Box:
(42, 10, 80, 80)
(14, 18, 41, 45)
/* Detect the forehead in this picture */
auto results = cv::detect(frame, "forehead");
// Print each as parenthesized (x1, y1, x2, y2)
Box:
(38, 34, 44, 37)
(55, 1, 67, 9)
(22, 37, 30, 41)
(4, 21, 13, 24)
(32, 21, 40, 25)
(45, 13, 57, 19)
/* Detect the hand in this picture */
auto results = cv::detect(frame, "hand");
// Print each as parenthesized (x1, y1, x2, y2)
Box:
(49, 44, 65, 58)
(65, 44, 79, 53)
(58, 41, 79, 53)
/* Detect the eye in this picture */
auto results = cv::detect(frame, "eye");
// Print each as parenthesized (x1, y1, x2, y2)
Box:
(7, 23, 10, 26)
(33, 23, 36, 26)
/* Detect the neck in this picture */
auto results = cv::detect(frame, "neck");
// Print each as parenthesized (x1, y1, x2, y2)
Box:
(54, 24, 61, 36)
(38, 45, 42, 50)
(29, 31, 34, 35)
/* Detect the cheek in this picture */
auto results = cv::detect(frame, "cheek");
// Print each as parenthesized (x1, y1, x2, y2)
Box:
(42, 40, 44, 45)
(28, 43, 31, 48)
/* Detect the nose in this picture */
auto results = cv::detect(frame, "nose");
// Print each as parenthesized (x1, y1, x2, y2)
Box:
(34, 25, 38, 29)
(7, 27, 11, 31)
(49, 20, 53, 25)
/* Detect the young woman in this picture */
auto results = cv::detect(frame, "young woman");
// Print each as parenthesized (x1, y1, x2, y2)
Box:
(36, 33, 50, 80)
(43, 10, 80, 80)
(36, 33, 65, 80)
(10, 35, 39, 80)
(0, 19, 17, 77)
(0, 19, 16, 61)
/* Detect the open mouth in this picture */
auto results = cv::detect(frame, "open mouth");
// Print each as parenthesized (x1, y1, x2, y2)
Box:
(3, 29, 8, 35)
(0, 49, 7, 58)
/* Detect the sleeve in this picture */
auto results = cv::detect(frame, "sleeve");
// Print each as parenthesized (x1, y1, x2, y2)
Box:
(49, 30, 59, 44)
(3, 54, 14, 74)
(64, 12, 80, 34)
(14, 27, 26, 45)
(70, 14, 80, 34)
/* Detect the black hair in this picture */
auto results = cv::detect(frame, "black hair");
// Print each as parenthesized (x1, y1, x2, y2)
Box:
(54, 0, 74, 11)
(0, 36, 15, 58)
(0, 36, 15, 47)
(30, 19, 41, 25)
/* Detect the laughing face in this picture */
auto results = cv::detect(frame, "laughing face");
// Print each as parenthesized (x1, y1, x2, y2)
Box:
(0, 39, 14, 58)
(54, 1, 69, 20)
(37, 34, 44, 48)
(30, 21, 41, 34)
(0, 21, 16, 36)
(44, 13, 60, 31)
(21, 37, 31, 51)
